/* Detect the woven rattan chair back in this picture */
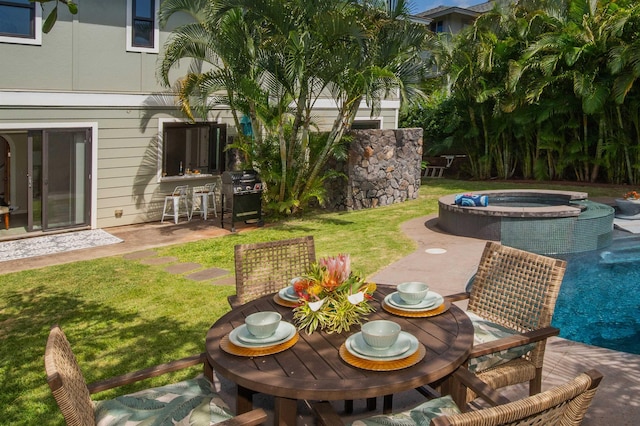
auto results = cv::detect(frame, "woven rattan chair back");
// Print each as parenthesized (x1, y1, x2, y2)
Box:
(44, 325, 96, 426)
(468, 242, 567, 366)
(233, 236, 316, 306)
(432, 369, 603, 426)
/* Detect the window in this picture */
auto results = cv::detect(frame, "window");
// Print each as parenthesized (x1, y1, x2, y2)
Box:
(351, 120, 381, 130)
(430, 20, 444, 33)
(162, 123, 226, 177)
(126, 0, 159, 53)
(0, 0, 42, 45)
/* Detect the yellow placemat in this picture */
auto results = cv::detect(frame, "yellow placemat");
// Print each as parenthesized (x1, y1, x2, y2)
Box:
(339, 343, 426, 371)
(273, 293, 299, 308)
(381, 301, 451, 318)
(220, 332, 299, 357)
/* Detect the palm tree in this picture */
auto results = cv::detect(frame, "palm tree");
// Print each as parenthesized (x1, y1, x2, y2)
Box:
(513, 0, 633, 182)
(159, 0, 430, 214)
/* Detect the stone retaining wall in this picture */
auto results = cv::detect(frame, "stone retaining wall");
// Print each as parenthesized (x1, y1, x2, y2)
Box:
(324, 128, 423, 211)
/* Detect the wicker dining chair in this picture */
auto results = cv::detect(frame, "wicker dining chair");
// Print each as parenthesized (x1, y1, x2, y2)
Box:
(228, 235, 316, 307)
(313, 367, 603, 426)
(447, 241, 567, 402)
(44, 324, 267, 426)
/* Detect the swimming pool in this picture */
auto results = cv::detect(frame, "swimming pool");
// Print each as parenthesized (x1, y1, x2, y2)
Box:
(553, 233, 640, 355)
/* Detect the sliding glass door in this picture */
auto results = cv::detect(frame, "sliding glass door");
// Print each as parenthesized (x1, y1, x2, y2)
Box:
(27, 129, 91, 231)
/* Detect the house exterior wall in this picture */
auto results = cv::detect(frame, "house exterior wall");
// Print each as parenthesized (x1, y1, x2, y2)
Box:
(1, 0, 189, 92)
(428, 12, 475, 34)
(441, 15, 474, 33)
(0, 2, 401, 231)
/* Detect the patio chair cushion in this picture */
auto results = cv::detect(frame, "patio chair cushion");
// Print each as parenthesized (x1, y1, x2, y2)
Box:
(466, 311, 536, 373)
(349, 395, 461, 426)
(94, 376, 233, 425)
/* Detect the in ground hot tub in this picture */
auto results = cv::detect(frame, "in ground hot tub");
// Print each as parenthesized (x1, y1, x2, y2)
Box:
(438, 189, 614, 254)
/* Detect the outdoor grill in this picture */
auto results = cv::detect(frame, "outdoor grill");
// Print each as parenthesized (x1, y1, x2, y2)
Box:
(221, 170, 264, 232)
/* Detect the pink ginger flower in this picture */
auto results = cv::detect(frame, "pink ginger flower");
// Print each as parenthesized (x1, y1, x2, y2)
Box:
(319, 254, 351, 286)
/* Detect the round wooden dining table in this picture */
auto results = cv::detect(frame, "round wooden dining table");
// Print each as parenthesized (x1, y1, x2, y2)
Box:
(205, 285, 474, 425)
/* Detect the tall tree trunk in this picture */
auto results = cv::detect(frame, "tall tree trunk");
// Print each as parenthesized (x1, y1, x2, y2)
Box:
(615, 106, 634, 185)
(480, 109, 491, 179)
(302, 95, 361, 198)
(590, 115, 605, 183)
(278, 119, 288, 202)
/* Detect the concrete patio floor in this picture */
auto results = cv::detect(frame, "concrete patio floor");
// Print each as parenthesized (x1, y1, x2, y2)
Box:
(2, 214, 638, 424)
(366, 215, 639, 426)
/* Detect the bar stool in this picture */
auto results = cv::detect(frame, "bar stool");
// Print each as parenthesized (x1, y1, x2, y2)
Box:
(161, 185, 190, 224)
(204, 182, 218, 218)
(190, 185, 208, 220)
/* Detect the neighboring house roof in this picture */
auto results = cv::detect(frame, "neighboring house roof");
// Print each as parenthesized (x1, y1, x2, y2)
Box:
(418, 5, 453, 16)
(416, 1, 495, 19)
(418, 7, 481, 20)
(467, 1, 496, 13)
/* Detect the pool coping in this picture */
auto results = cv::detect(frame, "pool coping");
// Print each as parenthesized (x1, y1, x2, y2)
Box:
(438, 189, 588, 219)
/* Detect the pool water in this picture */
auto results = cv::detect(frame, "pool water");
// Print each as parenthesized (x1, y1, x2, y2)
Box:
(489, 195, 569, 208)
(554, 234, 640, 355)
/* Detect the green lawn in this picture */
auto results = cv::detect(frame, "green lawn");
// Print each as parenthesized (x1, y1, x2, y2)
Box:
(0, 179, 627, 425)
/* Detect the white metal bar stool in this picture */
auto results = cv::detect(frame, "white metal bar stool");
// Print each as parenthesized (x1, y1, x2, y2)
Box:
(204, 182, 218, 218)
(161, 185, 190, 224)
(190, 185, 208, 220)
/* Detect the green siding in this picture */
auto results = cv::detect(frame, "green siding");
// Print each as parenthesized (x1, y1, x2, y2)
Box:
(0, 0, 189, 93)
(0, 2, 401, 230)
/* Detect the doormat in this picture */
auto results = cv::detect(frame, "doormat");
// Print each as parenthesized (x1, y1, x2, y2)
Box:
(0, 229, 123, 262)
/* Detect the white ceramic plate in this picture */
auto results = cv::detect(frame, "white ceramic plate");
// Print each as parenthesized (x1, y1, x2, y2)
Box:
(346, 331, 418, 361)
(385, 291, 444, 310)
(230, 322, 296, 348)
(278, 286, 299, 302)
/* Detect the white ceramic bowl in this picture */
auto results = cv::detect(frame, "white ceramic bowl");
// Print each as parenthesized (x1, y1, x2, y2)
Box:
(361, 320, 401, 350)
(245, 311, 282, 338)
(397, 281, 429, 305)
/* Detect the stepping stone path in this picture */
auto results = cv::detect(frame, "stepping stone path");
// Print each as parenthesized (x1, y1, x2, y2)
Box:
(165, 262, 201, 274)
(186, 267, 229, 281)
(140, 256, 178, 265)
(123, 250, 231, 285)
(122, 249, 158, 260)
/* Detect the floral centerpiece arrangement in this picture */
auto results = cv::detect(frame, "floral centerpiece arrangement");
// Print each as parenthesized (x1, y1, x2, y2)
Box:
(623, 191, 640, 200)
(292, 254, 376, 334)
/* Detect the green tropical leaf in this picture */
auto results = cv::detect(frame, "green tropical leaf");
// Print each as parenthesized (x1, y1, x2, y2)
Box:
(42, 6, 57, 34)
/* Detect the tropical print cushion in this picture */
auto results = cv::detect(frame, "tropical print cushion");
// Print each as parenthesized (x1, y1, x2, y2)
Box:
(467, 311, 536, 373)
(349, 395, 461, 426)
(94, 376, 233, 426)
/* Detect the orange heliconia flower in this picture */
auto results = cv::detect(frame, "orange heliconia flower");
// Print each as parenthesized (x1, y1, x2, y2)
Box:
(624, 191, 640, 200)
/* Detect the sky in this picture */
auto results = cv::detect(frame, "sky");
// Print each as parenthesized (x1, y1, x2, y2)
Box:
(409, 0, 476, 14)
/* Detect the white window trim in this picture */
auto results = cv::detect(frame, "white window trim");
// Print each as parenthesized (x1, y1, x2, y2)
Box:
(126, 0, 159, 54)
(156, 117, 225, 183)
(157, 117, 188, 183)
(0, 3, 42, 46)
(0, 121, 99, 229)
